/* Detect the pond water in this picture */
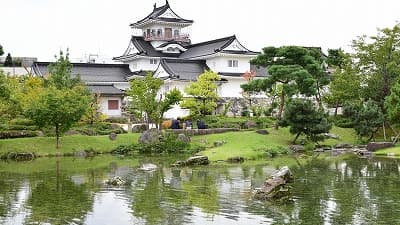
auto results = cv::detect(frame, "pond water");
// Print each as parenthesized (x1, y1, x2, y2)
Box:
(0, 154, 400, 225)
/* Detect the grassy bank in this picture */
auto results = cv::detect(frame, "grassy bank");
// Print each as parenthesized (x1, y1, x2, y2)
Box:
(0, 126, 357, 161)
(0, 133, 140, 156)
(194, 126, 357, 161)
(375, 146, 400, 156)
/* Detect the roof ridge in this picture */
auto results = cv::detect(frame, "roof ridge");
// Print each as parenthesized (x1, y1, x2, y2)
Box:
(188, 35, 236, 48)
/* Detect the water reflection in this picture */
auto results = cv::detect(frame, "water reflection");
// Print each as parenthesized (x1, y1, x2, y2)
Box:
(0, 155, 400, 224)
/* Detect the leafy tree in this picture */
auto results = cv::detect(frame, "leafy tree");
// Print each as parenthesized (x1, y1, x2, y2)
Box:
(242, 46, 327, 121)
(181, 70, 220, 117)
(25, 86, 90, 148)
(47, 50, 81, 89)
(4, 53, 12, 67)
(81, 93, 105, 125)
(343, 100, 384, 141)
(324, 52, 361, 115)
(327, 48, 346, 68)
(0, 44, 3, 56)
(352, 23, 400, 109)
(280, 99, 332, 143)
(385, 78, 400, 122)
(128, 73, 182, 129)
(24, 51, 90, 148)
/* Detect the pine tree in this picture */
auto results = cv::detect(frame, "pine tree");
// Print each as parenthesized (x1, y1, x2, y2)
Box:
(4, 53, 13, 67)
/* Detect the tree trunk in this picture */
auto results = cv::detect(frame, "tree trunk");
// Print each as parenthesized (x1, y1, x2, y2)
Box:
(334, 102, 339, 117)
(55, 124, 60, 149)
(278, 92, 285, 120)
(293, 132, 301, 144)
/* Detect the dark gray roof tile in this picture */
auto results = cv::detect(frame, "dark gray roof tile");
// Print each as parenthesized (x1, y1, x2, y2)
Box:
(32, 62, 132, 82)
(87, 84, 124, 95)
(160, 59, 208, 81)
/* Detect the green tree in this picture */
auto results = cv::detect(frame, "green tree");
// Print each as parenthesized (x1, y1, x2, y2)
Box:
(352, 23, 400, 109)
(281, 99, 332, 143)
(181, 70, 220, 117)
(24, 51, 90, 148)
(385, 78, 400, 123)
(0, 44, 3, 56)
(242, 46, 326, 121)
(343, 100, 384, 141)
(4, 53, 12, 67)
(47, 50, 81, 89)
(128, 73, 182, 129)
(324, 51, 361, 115)
(25, 86, 90, 148)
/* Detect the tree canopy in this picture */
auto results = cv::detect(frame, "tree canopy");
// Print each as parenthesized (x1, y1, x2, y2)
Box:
(242, 46, 328, 121)
(181, 70, 220, 117)
(0, 44, 3, 56)
(280, 99, 331, 143)
(128, 73, 182, 128)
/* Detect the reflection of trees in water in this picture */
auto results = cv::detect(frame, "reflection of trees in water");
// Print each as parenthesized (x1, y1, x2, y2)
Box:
(24, 161, 97, 225)
(0, 174, 25, 220)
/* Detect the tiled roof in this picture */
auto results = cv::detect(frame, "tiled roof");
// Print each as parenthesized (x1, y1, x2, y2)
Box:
(32, 62, 132, 82)
(130, 1, 193, 27)
(160, 59, 208, 81)
(87, 84, 124, 95)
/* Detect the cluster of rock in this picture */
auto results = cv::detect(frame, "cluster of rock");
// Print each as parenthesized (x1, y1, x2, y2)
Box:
(1, 152, 35, 161)
(313, 142, 395, 157)
(171, 155, 209, 167)
(253, 166, 294, 201)
(104, 176, 126, 186)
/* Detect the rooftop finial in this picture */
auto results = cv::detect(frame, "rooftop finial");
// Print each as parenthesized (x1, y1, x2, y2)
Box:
(153, 3, 156, 9)
(166, 0, 169, 6)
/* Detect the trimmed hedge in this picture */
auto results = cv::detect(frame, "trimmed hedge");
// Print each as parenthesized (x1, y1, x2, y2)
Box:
(203, 116, 273, 129)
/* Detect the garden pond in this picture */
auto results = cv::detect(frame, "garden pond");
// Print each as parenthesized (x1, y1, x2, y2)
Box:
(0, 154, 400, 224)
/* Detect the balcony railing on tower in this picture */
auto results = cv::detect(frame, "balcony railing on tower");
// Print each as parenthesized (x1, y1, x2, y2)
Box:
(144, 34, 190, 42)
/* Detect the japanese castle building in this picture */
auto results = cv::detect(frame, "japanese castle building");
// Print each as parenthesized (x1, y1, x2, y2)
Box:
(33, 0, 266, 118)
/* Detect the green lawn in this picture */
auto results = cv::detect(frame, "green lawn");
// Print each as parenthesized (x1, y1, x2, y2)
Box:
(194, 127, 357, 161)
(0, 133, 140, 156)
(375, 146, 400, 156)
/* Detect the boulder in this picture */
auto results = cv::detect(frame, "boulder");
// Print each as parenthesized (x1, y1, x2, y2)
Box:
(256, 129, 269, 135)
(7, 152, 35, 161)
(244, 121, 257, 129)
(289, 145, 305, 153)
(109, 132, 117, 141)
(213, 140, 226, 147)
(253, 166, 294, 200)
(185, 155, 209, 166)
(172, 155, 210, 166)
(226, 156, 245, 163)
(110, 123, 120, 129)
(132, 124, 147, 133)
(139, 163, 158, 172)
(366, 142, 394, 152)
(334, 143, 353, 149)
(177, 133, 191, 143)
(138, 128, 161, 144)
(104, 176, 125, 186)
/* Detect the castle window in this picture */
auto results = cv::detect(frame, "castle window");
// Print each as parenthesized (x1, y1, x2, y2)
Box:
(157, 29, 162, 37)
(174, 30, 180, 37)
(108, 100, 119, 110)
(228, 60, 238, 68)
(150, 59, 158, 64)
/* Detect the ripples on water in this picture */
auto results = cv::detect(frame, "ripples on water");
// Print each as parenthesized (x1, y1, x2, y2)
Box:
(1, 155, 400, 224)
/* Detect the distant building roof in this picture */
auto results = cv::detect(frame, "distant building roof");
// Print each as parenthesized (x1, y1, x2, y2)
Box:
(87, 84, 124, 96)
(32, 62, 132, 82)
(130, 0, 193, 28)
(159, 58, 208, 81)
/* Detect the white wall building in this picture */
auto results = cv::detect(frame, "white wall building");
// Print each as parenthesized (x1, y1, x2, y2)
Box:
(113, 0, 268, 118)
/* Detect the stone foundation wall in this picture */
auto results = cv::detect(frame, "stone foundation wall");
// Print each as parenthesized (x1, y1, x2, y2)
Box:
(168, 128, 239, 136)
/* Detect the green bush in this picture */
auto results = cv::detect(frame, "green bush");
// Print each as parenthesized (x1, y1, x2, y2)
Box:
(72, 123, 126, 136)
(139, 132, 189, 154)
(8, 118, 35, 126)
(105, 117, 128, 124)
(111, 144, 139, 155)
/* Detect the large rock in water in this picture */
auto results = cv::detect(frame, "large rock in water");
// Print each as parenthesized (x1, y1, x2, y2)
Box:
(138, 128, 161, 144)
(253, 166, 294, 200)
(366, 142, 394, 152)
(171, 155, 210, 166)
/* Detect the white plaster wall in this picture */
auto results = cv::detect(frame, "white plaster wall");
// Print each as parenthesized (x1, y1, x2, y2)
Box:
(129, 58, 159, 71)
(218, 77, 247, 98)
(206, 56, 252, 73)
(99, 96, 122, 117)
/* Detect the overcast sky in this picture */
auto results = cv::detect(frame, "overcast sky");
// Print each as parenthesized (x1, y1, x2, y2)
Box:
(1, 0, 399, 61)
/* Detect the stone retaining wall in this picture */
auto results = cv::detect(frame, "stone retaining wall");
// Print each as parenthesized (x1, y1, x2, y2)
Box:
(168, 128, 240, 136)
